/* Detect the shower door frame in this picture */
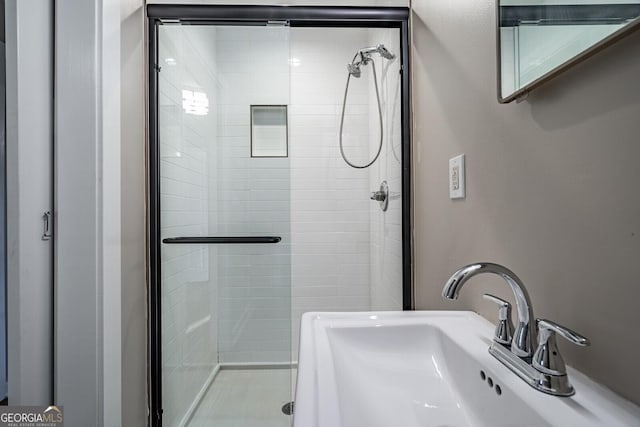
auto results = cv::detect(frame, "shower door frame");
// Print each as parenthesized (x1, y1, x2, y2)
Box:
(147, 6, 412, 426)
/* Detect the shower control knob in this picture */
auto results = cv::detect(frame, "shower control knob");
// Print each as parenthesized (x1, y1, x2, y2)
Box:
(370, 181, 389, 212)
(370, 191, 386, 202)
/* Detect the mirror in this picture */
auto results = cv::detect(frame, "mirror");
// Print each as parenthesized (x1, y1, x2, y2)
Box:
(498, 0, 640, 103)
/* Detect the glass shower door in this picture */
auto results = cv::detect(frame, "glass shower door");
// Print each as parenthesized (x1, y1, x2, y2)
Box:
(157, 23, 292, 427)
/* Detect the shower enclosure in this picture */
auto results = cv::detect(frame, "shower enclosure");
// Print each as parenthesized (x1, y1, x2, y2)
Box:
(148, 6, 411, 426)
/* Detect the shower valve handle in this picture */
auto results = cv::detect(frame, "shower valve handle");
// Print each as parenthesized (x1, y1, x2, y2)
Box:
(370, 191, 386, 202)
(370, 181, 389, 212)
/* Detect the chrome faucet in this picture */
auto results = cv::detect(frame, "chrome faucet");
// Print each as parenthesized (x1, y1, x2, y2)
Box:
(443, 262, 590, 396)
(443, 262, 536, 359)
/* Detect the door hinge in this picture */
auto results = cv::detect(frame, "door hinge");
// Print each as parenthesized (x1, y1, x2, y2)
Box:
(42, 211, 53, 241)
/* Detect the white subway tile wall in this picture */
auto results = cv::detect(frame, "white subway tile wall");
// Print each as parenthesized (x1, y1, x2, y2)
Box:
(159, 26, 220, 427)
(367, 28, 404, 311)
(215, 27, 292, 364)
(290, 28, 375, 356)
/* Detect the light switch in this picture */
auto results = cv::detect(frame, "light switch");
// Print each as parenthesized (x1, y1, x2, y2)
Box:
(449, 154, 465, 199)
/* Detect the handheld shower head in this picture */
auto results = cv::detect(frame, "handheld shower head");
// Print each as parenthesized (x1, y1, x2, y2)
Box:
(347, 63, 361, 78)
(341, 43, 392, 168)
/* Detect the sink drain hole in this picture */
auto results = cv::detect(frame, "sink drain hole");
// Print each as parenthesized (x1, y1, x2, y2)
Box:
(487, 377, 494, 387)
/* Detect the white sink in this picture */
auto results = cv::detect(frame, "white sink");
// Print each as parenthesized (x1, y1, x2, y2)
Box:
(293, 311, 640, 427)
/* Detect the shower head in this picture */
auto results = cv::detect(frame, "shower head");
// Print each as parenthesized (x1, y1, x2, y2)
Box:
(347, 44, 396, 78)
(347, 63, 361, 78)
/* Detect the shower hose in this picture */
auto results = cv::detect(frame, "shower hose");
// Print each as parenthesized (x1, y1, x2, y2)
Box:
(339, 58, 384, 169)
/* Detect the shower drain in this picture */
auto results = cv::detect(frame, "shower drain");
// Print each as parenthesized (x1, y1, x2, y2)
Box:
(281, 401, 294, 416)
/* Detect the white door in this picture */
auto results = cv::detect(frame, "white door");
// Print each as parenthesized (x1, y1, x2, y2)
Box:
(4, 0, 54, 405)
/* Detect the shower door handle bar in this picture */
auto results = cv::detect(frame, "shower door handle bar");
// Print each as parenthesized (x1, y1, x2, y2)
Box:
(162, 236, 281, 244)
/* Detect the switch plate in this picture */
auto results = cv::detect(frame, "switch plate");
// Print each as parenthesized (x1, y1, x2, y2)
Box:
(449, 154, 465, 199)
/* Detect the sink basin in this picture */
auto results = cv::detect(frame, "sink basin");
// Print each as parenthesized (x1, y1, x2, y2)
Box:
(293, 311, 640, 427)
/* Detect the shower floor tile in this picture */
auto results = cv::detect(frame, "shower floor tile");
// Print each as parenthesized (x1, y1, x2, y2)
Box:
(188, 368, 294, 427)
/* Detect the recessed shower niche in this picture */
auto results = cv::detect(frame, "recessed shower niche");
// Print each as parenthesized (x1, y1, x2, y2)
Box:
(251, 105, 288, 158)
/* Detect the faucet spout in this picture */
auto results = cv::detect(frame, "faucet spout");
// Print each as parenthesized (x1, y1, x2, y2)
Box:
(443, 262, 536, 359)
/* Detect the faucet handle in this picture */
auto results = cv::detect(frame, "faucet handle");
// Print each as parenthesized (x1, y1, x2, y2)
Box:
(533, 319, 590, 376)
(482, 294, 514, 346)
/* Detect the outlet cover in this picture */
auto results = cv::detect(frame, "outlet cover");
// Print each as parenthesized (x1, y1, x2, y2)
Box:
(449, 154, 465, 199)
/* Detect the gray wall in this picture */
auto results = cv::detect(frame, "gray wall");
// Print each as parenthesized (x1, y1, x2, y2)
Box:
(56, 0, 125, 424)
(120, 0, 146, 425)
(55, 0, 103, 422)
(411, 0, 640, 406)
